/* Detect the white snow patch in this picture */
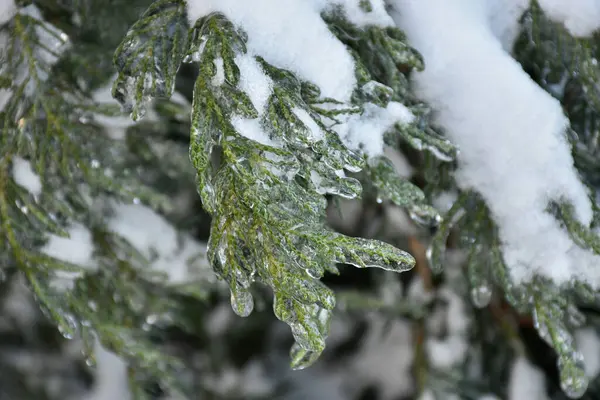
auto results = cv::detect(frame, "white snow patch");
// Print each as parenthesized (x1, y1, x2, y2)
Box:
(432, 190, 459, 214)
(508, 356, 549, 400)
(294, 107, 325, 141)
(347, 315, 414, 398)
(186, 0, 356, 101)
(12, 157, 42, 196)
(337, 102, 414, 157)
(538, 0, 600, 37)
(42, 223, 96, 291)
(212, 58, 225, 86)
(235, 54, 272, 114)
(383, 147, 413, 178)
(205, 303, 234, 336)
(92, 77, 159, 140)
(407, 276, 434, 304)
(3, 276, 37, 328)
(19, 5, 69, 87)
(425, 287, 470, 368)
(418, 390, 436, 400)
(229, 56, 275, 146)
(107, 203, 207, 284)
(320, 0, 396, 27)
(0, 87, 11, 114)
(576, 328, 600, 378)
(391, 0, 600, 286)
(0, 0, 16, 25)
(485, 0, 529, 49)
(201, 360, 273, 397)
(81, 341, 130, 400)
(1, 4, 67, 108)
(231, 116, 275, 146)
(42, 223, 95, 266)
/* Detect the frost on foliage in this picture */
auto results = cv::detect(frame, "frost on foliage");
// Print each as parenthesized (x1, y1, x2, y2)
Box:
(508, 356, 549, 400)
(575, 328, 600, 378)
(177, 2, 433, 368)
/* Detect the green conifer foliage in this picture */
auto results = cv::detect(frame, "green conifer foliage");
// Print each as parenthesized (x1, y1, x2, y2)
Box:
(3, 1, 600, 399)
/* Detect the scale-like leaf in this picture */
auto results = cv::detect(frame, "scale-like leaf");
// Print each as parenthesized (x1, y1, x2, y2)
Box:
(113, 0, 188, 120)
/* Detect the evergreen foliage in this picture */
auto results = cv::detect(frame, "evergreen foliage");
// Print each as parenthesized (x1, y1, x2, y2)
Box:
(2, 1, 600, 399)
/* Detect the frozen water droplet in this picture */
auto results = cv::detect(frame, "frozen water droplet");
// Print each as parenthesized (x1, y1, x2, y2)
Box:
(558, 354, 588, 398)
(290, 342, 320, 370)
(408, 205, 442, 227)
(85, 356, 96, 367)
(16, 200, 28, 214)
(471, 285, 492, 308)
(230, 289, 254, 317)
(425, 244, 444, 274)
(57, 313, 78, 339)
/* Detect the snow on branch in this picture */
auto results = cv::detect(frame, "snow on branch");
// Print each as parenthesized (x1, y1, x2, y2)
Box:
(185, 0, 357, 101)
(537, 0, 600, 37)
(390, 0, 600, 287)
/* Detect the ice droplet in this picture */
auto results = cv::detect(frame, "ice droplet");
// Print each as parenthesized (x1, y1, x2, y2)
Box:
(558, 354, 588, 398)
(57, 313, 79, 340)
(290, 342, 320, 370)
(470, 285, 492, 308)
(408, 204, 442, 227)
(230, 289, 254, 317)
(425, 244, 444, 274)
(85, 356, 96, 367)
